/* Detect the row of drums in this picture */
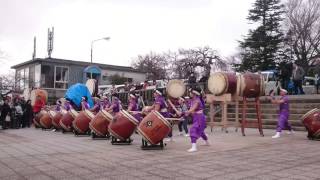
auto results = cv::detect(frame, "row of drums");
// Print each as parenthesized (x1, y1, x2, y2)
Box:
(208, 72, 265, 97)
(33, 108, 172, 145)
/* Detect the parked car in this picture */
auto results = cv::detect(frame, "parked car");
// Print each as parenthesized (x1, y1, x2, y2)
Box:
(98, 84, 126, 95)
(259, 70, 279, 95)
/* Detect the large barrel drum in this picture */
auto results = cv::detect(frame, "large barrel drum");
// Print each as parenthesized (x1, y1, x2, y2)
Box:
(208, 72, 237, 96)
(89, 110, 113, 136)
(52, 110, 65, 129)
(301, 108, 320, 139)
(73, 109, 95, 134)
(33, 110, 46, 128)
(108, 110, 139, 140)
(60, 109, 78, 132)
(166, 79, 186, 98)
(137, 111, 171, 145)
(40, 110, 54, 129)
(30, 89, 48, 106)
(237, 73, 265, 98)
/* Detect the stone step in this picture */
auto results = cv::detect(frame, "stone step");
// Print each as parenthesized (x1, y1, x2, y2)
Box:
(211, 103, 320, 109)
(262, 125, 306, 131)
(216, 113, 304, 120)
(211, 117, 304, 126)
(225, 108, 310, 114)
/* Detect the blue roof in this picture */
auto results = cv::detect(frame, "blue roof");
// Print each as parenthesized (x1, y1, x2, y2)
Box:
(84, 65, 101, 74)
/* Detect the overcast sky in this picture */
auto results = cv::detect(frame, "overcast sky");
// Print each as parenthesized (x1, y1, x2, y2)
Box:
(0, 0, 255, 74)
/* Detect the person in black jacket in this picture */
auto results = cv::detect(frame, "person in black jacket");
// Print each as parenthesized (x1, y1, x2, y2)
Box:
(23, 100, 33, 128)
(0, 98, 11, 129)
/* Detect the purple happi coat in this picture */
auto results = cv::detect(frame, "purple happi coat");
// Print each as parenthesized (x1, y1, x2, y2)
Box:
(276, 95, 292, 132)
(189, 96, 208, 143)
(112, 98, 120, 114)
(128, 99, 142, 122)
(64, 102, 72, 111)
(81, 101, 90, 110)
(154, 96, 169, 118)
(55, 104, 61, 112)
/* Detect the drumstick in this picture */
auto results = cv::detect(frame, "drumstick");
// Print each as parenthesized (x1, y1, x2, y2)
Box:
(139, 96, 145, 108)
(166, 118, 183, 121)
(167, 99, 179, 114)
(128, 111, 142, 114)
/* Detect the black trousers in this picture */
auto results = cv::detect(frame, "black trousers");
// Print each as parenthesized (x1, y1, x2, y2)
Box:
(293, 80, 304, 94)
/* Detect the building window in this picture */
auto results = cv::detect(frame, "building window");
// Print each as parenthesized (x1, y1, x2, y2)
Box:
(41, 65, 54, 88)
(35, 64, 41, 88)
(16, 67, 30, 90)
(55, 66, 69, 89)
(102, 75, 108, 81)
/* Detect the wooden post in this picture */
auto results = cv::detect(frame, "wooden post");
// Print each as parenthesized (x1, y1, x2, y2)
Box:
(235, 95, 239, 132)
(241, 97, 247, 136)
(209, 103, 215, 132)
(255, 97, 264, 136)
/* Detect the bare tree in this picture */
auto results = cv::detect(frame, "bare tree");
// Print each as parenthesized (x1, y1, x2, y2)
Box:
(0, 71, 17, 91)
(285, 0, 320, 71)
(131, 52, 168, 80)
(174, 46, 227, 79)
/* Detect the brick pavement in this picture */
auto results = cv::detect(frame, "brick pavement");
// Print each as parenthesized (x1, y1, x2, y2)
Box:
(0, 127, 319, 180)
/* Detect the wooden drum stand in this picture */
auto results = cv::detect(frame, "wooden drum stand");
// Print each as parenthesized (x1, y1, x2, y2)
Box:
(241, 97, 264, 136)
(207, 93, 240, 133)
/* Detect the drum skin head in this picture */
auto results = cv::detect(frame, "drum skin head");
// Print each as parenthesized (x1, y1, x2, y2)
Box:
(167, 79, 186, 98)
(49, 110, 56, 118)
(208, 73, 227, 95)
(69, 109, 79, 118)
(121, 110, 139, 125)
(84, 109, 95, 119)
(101, 109, 113, 120)
(302, 108, 319, 121)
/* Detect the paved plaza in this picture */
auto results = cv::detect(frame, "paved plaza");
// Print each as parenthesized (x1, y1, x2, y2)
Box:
(0, 127, 319, 180)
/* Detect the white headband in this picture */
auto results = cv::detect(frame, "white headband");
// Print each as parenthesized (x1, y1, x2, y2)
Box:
(155, 90, 162, 95)
(192, 90, 200, 96)
(129, 94, 135, 98)
(280, 89, 288, 94)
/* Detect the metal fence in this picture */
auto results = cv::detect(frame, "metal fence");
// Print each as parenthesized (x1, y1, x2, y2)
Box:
(117, 82, 208, 106)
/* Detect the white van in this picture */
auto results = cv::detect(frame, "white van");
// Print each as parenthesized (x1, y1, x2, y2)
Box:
(258, 71, 278, 95)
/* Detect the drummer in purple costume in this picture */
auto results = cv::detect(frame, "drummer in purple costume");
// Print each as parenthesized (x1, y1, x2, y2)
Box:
(101, 95, 111, 109)
(105, 94, 121, 116)
(151, 90, 169, 118)
(81, 96, 90, 110)
(64, 100, 72, 111)
(269, 88, 293, 138)
(90, 98, 101, 113)
(55, 100, 62, 112)
(185, 88, 209, 152)
(127, 93, 142, 122)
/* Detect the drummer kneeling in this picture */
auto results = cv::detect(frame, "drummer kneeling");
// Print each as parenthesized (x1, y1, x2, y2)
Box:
(268, 89, 294, 138)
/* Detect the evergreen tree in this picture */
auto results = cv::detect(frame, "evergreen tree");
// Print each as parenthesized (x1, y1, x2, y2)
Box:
(237, 0, 285, 72)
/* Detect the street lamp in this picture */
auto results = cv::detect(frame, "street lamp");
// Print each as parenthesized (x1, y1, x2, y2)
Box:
(90, 37, 110, 63)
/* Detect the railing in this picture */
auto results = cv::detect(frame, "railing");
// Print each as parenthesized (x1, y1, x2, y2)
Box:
(116, 82, 208, 106)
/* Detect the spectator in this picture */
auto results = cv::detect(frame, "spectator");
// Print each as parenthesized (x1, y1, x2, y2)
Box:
(292, 63, 305, 94)
(14, 102, 23, 129)
(143, 81, 149, 89)
(110, 84, 118, 94)
(23, 100, 33, 128)
(315, 73, 320, 94)
(188, 73, 196, 84)
(279, 63, 293, 91)
(0, 98, 11, 129)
